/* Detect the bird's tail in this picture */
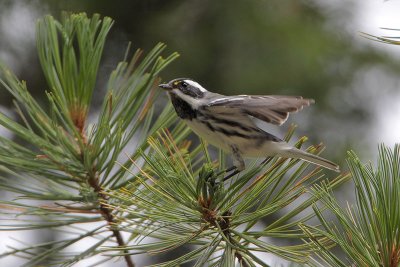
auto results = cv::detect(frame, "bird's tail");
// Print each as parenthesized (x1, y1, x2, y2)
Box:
(278, 147, 340, 172)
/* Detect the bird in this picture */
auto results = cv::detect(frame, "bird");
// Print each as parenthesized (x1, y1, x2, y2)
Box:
(159, 78, 340, 178)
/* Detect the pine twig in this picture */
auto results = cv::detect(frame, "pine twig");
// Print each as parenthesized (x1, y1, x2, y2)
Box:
(87, 172, 134, 267)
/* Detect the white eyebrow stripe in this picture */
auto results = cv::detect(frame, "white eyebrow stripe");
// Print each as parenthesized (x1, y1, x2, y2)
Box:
(184, 80, 207, 92)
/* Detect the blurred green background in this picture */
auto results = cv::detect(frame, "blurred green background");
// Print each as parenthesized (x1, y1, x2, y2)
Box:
(0, 0, 399, 266)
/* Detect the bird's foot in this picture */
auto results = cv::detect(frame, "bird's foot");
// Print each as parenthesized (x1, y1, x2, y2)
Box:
(216, 166, 236, 177)
(216, 166, 241, 182)
(222, 168, 241, 181)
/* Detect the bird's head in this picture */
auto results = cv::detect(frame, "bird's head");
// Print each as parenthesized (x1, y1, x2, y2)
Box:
(159, 78, 207, 99)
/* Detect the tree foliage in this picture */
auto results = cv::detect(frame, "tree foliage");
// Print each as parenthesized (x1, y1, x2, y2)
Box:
(103, 127, 349, 266)
(0, 13, 179, 266)
(0, 12, 399, 267)
(304, 144, 400, 267)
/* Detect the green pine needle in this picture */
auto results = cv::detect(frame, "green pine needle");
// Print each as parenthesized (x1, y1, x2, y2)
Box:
(305, 144, 400, 267)
(0, 12, 179, 266)
(104, 128, 349, 266)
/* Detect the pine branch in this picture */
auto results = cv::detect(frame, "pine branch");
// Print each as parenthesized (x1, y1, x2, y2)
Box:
(304, 144, 400, 267)
(0, 12, 179, 266)
(87, 169, 134, 267)
(104, 128, 350, 266)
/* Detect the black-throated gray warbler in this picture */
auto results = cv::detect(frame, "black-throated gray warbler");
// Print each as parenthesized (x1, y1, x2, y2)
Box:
(159, 78, 340, 176)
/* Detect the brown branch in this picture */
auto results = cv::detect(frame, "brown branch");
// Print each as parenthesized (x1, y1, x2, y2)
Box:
(389, 244, 400, 267)
(69, 104, 88, 142)
(218, 211, 250, 267)
(199, 196, 249, 266)
(88, 172, 135, 267)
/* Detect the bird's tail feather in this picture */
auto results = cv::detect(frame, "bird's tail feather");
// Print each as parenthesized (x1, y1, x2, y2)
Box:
(278, 147, 340, 172)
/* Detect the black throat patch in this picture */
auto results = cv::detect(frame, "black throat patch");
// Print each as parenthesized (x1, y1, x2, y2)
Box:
(169, 93, 197, 120)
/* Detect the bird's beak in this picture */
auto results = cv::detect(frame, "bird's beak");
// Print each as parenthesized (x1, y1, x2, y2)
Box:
(159, 83, 172, 90)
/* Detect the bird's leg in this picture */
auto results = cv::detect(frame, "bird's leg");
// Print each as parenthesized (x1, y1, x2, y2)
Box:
(222, 168, 241, 181)
(216, 165, 237, 177)
(222, 145, 245, 182)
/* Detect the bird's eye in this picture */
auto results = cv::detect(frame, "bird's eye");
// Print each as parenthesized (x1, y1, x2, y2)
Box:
(181, 82, 188, 88)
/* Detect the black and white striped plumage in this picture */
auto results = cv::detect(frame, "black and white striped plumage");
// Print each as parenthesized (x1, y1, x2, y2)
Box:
(159, 78, 339, 172)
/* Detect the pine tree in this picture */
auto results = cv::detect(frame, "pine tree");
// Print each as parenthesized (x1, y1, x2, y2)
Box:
(0, 13, 179, 266)
(1, 12, 398, 267)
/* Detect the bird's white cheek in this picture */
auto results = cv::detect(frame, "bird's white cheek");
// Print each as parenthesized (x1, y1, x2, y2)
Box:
(171, 89, 201, 109)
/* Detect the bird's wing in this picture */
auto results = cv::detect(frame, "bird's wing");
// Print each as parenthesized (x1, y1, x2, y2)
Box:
(204, 95, 314, 126)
